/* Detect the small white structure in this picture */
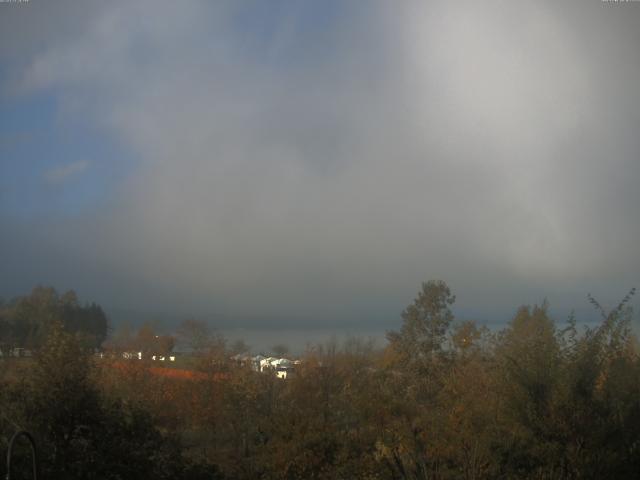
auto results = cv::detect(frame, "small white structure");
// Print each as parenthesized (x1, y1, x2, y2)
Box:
(259, 357, 277, 372)
(258, 357, 296, 379)
(275, 366, 296, 379)
(271, 358, 292, 368)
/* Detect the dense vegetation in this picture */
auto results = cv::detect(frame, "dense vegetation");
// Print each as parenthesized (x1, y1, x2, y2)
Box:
(0, 286, 107, 351)
(1, 282, 638, 479)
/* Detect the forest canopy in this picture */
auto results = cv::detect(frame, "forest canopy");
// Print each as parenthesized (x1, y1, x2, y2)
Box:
(0, 282, 638, 480)
(0, 286, 108, 351)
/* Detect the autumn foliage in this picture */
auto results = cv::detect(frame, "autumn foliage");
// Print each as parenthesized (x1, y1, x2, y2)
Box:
(1, 283, 639, 479)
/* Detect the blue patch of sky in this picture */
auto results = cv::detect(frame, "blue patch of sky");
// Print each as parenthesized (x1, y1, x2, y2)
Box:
(227, 0, 353, 68)
(0, 85, 135, 219)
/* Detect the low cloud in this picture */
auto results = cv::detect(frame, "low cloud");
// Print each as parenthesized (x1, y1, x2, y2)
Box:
(1, 1, 638, 326)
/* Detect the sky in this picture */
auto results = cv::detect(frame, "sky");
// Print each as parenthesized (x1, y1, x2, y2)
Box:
(1, 0, 639, 333)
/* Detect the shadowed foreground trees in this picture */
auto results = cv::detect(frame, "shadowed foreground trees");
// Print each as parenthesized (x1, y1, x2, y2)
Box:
(0, 322, 221, 480)
(1, 282, 639, 479)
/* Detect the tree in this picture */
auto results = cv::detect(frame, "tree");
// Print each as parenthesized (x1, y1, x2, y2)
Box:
(177, 318, 213, 354)
(554, 289, 640, 478)
(451, 320, 485, 354)
(8, 321, 205, 479)
(1, 287, 108, 350)
(21, 321, 103, 478)
(133, 323, 175, 356)
(490, 303, 563, 476)
(110, 321, 134, 351)
(386, 280, 456, 369)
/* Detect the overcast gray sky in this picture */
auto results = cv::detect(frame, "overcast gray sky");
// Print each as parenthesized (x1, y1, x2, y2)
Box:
(1, 0, 638, 329)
